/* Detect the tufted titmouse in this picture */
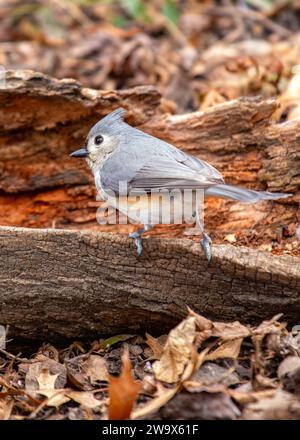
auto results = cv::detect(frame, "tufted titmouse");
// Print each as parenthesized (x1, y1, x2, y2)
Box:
(70, 108, 291, 261)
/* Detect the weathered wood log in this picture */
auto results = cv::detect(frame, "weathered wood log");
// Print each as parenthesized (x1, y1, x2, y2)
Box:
(0, 70, 299, 340)
(0, 226, 299, 341)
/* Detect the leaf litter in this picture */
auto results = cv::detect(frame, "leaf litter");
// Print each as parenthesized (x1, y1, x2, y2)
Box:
(1, 309, 300, 420)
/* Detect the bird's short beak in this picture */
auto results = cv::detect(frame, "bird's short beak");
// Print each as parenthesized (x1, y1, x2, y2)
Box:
(70, 148, 89, 158)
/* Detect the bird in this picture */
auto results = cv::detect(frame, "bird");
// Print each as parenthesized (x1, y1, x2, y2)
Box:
(70, 108, 291, 262)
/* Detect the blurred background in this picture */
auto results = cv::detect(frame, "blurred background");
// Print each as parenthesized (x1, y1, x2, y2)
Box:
(1, 0, 300, 118)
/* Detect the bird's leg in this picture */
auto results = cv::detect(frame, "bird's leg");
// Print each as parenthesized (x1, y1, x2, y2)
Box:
(195, 209, 212, 263)
(201, 232, 212, 263)
(129, 224, 152, 256)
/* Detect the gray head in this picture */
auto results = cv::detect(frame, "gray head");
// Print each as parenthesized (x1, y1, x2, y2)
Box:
(70, 108, 129, 166)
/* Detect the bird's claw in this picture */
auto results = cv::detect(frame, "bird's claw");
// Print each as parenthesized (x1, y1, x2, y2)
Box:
(129, 232, 143, 256)
(201, 232, 212, 263)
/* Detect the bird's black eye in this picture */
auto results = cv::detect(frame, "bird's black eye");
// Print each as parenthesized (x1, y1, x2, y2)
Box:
(94, 135, 104, 146)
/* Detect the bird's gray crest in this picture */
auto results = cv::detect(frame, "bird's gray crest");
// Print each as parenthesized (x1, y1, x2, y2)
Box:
(89, 108, 127, 137)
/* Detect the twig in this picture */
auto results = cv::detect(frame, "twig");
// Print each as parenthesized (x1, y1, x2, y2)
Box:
(0, 348, 34, 363)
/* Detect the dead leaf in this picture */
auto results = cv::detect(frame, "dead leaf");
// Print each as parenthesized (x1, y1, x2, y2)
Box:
(205, 338, 243, 361)
(36, 369, 59, 390)
(25, 360, 69, 408)
(65, 356, 93, 391)
(25, 357, 67, 391)
(0, 398, 13, 420)
(188, 308, 213, 332)
(38, 344, 60, 362)
(254, 374, 278, 389)
(183, 382, 228, 393)
(67, 391, 102, 410)
(181, 345, 201, 382)
(83, 355, 108, 384)
(258, 243, 273, 252)
(191, 362, 240, 387)
(224, 233, 237, 243)
(278, 356, 300, 393)
(131, 385, 179, 420)
(108, 348, 141, 420)
(230, 386, 277, 405)
(153, 316, 196, 383)
(34, 368, 70, 407)
(212, 322, 250, 339)
(145, 333, 165, 359)
(188, 309, 249, 347)
(252, 314, 285, 340)
(242, 389, 300, 420)
(278, 356, 300, 378)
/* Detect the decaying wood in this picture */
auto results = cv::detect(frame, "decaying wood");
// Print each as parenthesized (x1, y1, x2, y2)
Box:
(0, 226, 299, 340)
(0, 70, 298, 237)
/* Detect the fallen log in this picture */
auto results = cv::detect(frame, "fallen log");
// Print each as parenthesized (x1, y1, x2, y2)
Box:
(0, 70, 299, 340)
(0, 226, 299, 341)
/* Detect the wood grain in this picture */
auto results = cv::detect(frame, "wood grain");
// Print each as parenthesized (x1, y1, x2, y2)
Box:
(0, 226, 299, 340)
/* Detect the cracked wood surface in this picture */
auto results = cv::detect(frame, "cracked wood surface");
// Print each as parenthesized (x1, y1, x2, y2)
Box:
(0, 226, 299, 340)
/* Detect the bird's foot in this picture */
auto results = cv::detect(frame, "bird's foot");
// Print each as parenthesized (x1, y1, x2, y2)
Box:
(129, 225, 152, 257)
(200, 232, 212, 263)
(129, 231, 143, 256)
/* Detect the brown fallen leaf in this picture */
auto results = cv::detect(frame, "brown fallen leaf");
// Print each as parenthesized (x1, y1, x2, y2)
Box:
(230, 387, 277, 405)
(242, 389, 300, 420)
(252, 314, 285, 341)
(34, 368, 70, 407)
(188, 308, 212, 332)
(183, 382, 228, 394)
(190, 362, 240, 387)
(278, 356, 300, 393)
(254, 374, 278, 390)
(145, 333, 165, 360)
(67, 391, 102, 410)
(38, 344, 60, 362)
(131, 385, 179, 420)
(83, 355, 108, 384)
(108, 348, 142, 420)
(25, 356, 67, 392)
(188, 309, 249, 346)
(65, 356, 93, 391)
(205, 338, 243, 361)
(24, 357, 69, 408)
(224, 233, 237, 243)
(152, 316, 196, 383)
(0, 398, 13, 420)
(212, 322, 250, 340)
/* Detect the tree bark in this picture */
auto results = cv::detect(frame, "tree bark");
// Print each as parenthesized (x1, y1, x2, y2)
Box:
(0, 226, 299, 341)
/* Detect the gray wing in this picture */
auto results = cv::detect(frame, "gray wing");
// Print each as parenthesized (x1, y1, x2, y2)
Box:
(129, 156, 223, 193)
(100, 131, 224, 194)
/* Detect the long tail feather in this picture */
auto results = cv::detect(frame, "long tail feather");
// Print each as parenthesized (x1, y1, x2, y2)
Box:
(205, 184, 291, 204)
